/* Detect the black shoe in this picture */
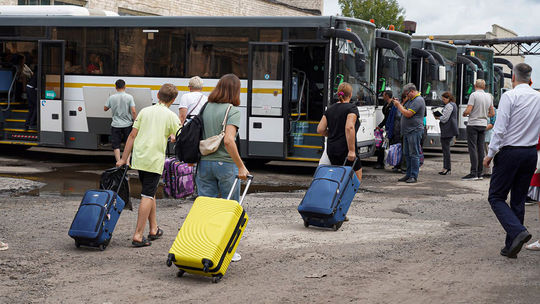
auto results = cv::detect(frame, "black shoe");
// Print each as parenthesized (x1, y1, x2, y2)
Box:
(391, 167, 402, 173)
(482, 173, 492, 178)
(405, 177, 417, 183)
(398, 176, 410, 182)
(507, 230, 532, 258)
(374, 164, 384, 169)
(477, 175, 484, 180)
(461, 174, 479, 181)
(439, 169, 451, 175)
(500, 247, 517, 259)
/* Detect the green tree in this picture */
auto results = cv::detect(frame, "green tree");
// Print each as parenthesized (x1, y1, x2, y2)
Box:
(339, 0, 405, 30)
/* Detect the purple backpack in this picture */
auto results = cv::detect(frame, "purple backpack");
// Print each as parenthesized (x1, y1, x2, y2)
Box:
(163, 157, 195, 199)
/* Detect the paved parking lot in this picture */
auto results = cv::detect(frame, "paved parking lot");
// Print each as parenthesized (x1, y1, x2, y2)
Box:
(0, 146, 538, 303)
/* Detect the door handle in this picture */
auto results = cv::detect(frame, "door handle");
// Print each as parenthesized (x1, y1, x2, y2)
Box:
(253, 122, 262, 129)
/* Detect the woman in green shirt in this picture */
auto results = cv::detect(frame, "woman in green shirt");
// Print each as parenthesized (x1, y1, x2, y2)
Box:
(197, 74, 250, 201)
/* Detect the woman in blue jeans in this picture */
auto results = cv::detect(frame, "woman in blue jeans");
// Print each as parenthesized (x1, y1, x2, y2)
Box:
(196, 74, 249, 262)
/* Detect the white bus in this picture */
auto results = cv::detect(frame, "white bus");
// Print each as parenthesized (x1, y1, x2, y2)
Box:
(455, 46, 494, 140)
(0, 14, 378, 162)
(411, 39, 457, 147)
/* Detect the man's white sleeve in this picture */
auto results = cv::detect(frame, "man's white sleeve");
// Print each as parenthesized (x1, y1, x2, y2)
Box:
(488, 93, 511, 157)
(178, 95, 188, 109)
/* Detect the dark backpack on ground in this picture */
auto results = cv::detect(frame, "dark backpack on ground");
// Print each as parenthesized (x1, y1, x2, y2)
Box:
(175, 103, 208, 163)
(99, 166, 132, 211)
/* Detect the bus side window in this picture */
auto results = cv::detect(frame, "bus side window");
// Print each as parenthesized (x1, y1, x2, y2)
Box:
(118, 28, 186, 78)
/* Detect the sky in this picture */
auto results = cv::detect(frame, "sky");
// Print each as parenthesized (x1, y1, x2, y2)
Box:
(323, 0, 540, 85)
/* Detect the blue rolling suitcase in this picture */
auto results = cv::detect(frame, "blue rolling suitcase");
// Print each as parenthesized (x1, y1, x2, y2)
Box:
(298, 160, 360, 231)
(68, 166, 129, 250)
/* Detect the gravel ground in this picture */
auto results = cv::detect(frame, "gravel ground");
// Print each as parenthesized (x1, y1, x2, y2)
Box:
(0, 147, 539, 303)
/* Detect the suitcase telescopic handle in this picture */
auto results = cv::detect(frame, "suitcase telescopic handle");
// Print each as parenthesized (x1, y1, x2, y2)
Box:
(342, 157, 358, 168)
(226, 175, 254, 206)
(112, 165, 130, 207)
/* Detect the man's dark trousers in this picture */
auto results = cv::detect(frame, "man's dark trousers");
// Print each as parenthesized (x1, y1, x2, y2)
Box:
(488, 147, 537, 249)
(467, 125, 486, 176)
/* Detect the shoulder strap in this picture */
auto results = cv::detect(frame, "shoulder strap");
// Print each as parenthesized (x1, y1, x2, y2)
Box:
(186, 94, 204, 118)
(220, 104, 233, 133)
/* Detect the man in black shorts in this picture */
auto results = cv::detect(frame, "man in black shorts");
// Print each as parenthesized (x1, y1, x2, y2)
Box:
(104, 79, 137, 162)
(317, 82, 362, 181)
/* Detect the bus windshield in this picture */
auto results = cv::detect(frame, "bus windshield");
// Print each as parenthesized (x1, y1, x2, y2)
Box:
(473, 49, 494, 94)
(378, 33, 410, 103)
(424, 44, 456, 107)
(335, 23, 375, 106)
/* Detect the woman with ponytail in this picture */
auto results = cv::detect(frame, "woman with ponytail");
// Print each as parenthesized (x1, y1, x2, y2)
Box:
(317, 82, 362, 181)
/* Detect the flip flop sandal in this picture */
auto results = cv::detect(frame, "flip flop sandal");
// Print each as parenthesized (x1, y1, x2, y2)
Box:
(0, 241, 8, 251)
(525, 240, 540, 251)
(148, 227, 164, 241)
(131, 237, 151, 247)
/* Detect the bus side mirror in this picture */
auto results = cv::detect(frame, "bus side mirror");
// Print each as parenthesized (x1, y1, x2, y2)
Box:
(355, 53, 366, 73)
(397, 58, 405, 78)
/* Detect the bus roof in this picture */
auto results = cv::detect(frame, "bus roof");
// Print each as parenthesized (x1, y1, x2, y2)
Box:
(412, 39, 457, 50)
(376, 29, 411, 40)
(457, 45, 493, 53)
(0, 15, 374, 29)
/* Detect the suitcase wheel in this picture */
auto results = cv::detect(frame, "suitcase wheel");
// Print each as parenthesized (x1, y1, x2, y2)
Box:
(303, 220, 309, 228)
(212, 274, 223, 283)
(99, 244, 107, 251)
(176, 270, 185, 278)
(332, 222, 343, 231)
(75, 241, 81, 248)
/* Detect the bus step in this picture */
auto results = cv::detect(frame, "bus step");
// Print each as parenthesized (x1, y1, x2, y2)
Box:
(6, 110, 29, 119)
(3, 130, 39, 141)
(291, 121, 320, 134)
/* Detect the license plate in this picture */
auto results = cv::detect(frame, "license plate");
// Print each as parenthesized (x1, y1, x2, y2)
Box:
(359, 146, 369, 154)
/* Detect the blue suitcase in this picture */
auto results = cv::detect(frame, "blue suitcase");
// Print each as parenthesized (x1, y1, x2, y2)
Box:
(68, 166, 128, 250)
(298, 160, 360, 231)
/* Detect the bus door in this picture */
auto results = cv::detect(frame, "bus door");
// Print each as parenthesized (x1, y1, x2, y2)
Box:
(38, 40, 65, 146)
(247, 42, 288, 158)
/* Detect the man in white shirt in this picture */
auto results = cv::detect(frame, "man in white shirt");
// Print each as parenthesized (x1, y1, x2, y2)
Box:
(462, 79, 495, 180)
(483, 63, 540, 259)
(178, 76, 207, 125)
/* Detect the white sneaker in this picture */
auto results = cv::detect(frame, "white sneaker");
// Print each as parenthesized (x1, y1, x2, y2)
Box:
(0, 241, 8, 251)
(231, 252, 241, 262)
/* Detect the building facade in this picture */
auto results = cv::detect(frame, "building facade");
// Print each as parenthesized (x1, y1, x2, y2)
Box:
(1, 0, 323, 16)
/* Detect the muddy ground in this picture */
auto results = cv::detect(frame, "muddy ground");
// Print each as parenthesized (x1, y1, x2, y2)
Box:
(0, 146, 539, 304)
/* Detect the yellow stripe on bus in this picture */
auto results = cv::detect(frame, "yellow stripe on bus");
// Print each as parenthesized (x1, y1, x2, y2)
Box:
(302, 133, 322, 137)
(11, 109, 29, 113)
(293, 145, 323, 149)
(3, 128, 38, 133)
(5, 119, 25, 122)
(48, 82, 282, 95)
(0, 141, 38, 146)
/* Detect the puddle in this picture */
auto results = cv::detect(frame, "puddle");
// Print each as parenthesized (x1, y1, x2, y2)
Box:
(7, 164, 308, 199)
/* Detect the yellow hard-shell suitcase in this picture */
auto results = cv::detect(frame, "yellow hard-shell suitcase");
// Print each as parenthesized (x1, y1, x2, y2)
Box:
(167, 176, 252, 283)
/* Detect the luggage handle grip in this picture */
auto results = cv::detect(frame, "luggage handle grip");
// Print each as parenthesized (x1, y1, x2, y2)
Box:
(226, 175, 254, 206)
(342, 157, 358, 168)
